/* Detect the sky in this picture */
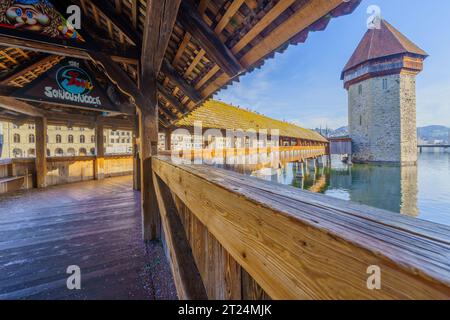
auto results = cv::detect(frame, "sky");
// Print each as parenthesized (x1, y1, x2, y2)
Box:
(215, 0, 450, 129)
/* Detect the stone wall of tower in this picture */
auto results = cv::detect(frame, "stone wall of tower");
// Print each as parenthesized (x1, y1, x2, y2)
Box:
(348, 73, 418, 164)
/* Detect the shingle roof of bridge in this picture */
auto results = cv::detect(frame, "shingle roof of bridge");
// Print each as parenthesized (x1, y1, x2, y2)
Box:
(176, 100, 328, 142)
(343, 19, 428, 73)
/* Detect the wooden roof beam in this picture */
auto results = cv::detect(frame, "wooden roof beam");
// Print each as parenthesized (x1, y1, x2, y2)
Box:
(0, 33, 137, 65)
(0, 96, 44, 117)
(178, 0, 243, 77)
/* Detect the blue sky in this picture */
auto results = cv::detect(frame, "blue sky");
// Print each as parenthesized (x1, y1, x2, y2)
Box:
(215, 0, 450, 129)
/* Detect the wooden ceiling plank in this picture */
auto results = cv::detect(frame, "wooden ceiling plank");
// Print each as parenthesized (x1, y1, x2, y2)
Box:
(86, 1, 141, 46)
(194, 64, 220, 90)
(183, 49, 205, 78)
(0, 54, 51, 85)
(161, 59, 202, 103)
(178, 0, 242, 77)
(231, 0, 297, 54)
(172, 32, 192, 67)
(214, 0, 246, 34)
(157, 83, 187, 114)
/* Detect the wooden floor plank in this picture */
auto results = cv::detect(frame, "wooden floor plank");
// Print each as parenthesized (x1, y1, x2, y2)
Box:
(0, 176, 177, 300)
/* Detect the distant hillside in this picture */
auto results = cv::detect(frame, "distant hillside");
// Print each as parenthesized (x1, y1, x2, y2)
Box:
(314, 125, 449, 143)
(417, 125, 450, 143)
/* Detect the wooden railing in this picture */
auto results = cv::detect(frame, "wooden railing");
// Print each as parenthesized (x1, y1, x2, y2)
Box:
(163, 145, 327, 160)
(152, 155, 450, 300)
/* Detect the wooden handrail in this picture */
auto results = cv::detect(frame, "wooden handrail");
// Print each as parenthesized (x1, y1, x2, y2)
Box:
(152, 156, 450, 299)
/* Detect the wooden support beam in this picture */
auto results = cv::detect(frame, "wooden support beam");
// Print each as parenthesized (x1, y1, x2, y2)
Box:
(133, 115, 141, 191)
(138, 78, 160, 240)
(140, 0, 182, 85)
(138, 0, 181, 240)
(178, 0, 242, 77)
(94, 122, 105, 180)
(0, 96, 44, 117)
(161, 59, 202, 102)
(35, 117, 47, 188)
(165, 128, 172, 151)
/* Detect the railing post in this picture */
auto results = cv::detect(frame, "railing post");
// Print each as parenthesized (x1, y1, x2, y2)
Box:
(94, 122, 105, 180)
(165, 128, 171, 151)
(133, 116, 141, 191)
(34, 117, 47, 188)
(138, 80, 160, 241)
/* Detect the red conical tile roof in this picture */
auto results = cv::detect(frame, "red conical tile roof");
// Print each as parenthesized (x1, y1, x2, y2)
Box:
(343, 20, 428, 74)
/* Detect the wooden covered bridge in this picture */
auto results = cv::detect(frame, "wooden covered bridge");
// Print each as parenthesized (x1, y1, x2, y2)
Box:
(0, 0, 449, 300)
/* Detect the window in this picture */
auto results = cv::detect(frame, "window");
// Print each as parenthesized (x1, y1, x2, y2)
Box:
(56, 134, 62, 143)
(13, 134, 20, 143)
(121, 132, 125, 136)
(91, 135, 95, 143)
(28, 124, 35, 130)
(111, 139, 114, 143)
(360, 115, 362, 126)
(79, 148, 87, 156)
(13, 148, 23, 158)
(28, 149, 35, 157)
(80, 127, 85, 131)
(358, 84, 362, 95)
(382, 78, 388, 90)
(80, 135, 85, 143)
(29, 134, 35, 143)
(55, 126, 62, 131)
(55, 148, 64, 156)
(68, 135, 74, 143)
(13, 124, 20, 129)
(90, 148, 96, 155)
(46, 149, 51, 157)
(67, 148, 76, 156)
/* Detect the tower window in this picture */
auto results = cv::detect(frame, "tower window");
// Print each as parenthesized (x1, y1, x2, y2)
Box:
(382, 78, 388, 90)
(358, 84, 362, 95)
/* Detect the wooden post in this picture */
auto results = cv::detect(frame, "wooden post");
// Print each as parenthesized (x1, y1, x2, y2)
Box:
(139, 80, 160, 241)
(133, 117, 141, 191)
(165, 128, 171, 151)
(94, 122, 104, 180)
(35, 117, 47, 188)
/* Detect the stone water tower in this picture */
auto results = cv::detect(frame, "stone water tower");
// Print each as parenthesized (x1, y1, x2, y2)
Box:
(341, 20, 428, 164)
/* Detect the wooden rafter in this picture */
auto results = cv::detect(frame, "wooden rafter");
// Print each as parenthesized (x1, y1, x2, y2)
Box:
(178, 0, 242, 77)
(161, 59, 202, 102)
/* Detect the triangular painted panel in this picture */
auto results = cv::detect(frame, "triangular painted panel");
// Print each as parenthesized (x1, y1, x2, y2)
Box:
(0, 0, 83, 41)
(12, 57, 120, 112)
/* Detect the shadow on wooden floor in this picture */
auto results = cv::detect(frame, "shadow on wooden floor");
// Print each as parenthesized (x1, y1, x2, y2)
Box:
(0, 176, 177, 300)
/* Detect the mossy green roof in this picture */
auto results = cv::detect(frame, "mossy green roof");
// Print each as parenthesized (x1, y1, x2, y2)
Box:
(176, 100, 328, 142)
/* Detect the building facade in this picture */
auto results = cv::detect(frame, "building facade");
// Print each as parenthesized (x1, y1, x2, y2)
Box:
(0, 121, 132, 159)
(342, 20, 427, 164)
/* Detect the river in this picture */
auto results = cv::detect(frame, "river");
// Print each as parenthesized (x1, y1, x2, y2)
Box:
(222, 150, 450, 226)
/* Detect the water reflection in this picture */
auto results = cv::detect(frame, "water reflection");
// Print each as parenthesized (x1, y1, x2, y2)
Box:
(217, 150, 450, 226)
